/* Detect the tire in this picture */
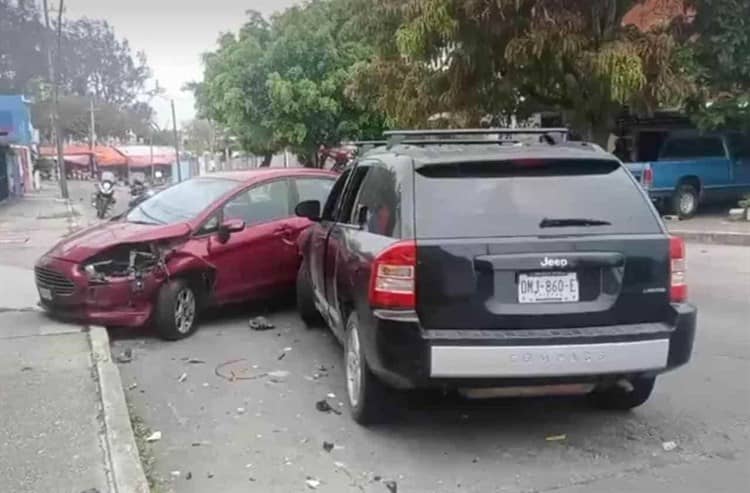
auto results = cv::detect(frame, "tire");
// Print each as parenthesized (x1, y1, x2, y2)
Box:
(96, 197, 106, 219)
(345, 312, 392, 425)
(296, 262, 323, 327)
(588, 377, 656, 411)
(154, 279, 199, 341)
(672, 183, 699, 219)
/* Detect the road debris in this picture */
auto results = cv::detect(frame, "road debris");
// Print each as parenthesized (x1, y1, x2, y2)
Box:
(115, 348, 133, 364)
(249, 316, 275, 331)
(170, 471, 181, 478)
(21, 366, 33, 372)
(178, 372, 188, 383)
(215, 359, 267, 381)
(306, 478, 321, 489)
(127, 382, 138, 390)
(145, 431, 162, 442)
(327, 392, 336, 399)
(268, 370, 290, 383)
(323, 441, 334, 453)
(662, 440, 678, 452)
(186, 472, 192, 480)
(237, 407, 246, 414)
(384, 480, 398, 493)
(186, 358, 206, 364)
(277, 352, 286, 361)
(315, 399, 342, 415)
(545, 434, 567, 442)
(207, 472, 214, 479)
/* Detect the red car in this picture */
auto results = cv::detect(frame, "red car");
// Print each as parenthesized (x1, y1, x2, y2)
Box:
(35, 168, 336, 339)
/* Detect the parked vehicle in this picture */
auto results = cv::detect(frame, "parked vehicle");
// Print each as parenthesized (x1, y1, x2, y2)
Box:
(36, 168, 336, 340)
(92, 171, 117, 219)
(128, 180, 161, 209)
(625, 131, 750, 218)
(295, 128, 697, 425)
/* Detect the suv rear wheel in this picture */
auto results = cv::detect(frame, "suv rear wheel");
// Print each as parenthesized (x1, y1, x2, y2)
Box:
(345, 312, 391, 425)
(154, 279, 199, 340)
(588, 377, 656, 410)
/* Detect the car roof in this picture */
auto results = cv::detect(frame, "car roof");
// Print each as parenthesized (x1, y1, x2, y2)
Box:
(201, 167, 337, 183)
(364, 142, 614, 166)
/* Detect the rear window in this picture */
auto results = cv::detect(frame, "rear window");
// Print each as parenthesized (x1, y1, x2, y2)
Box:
(660, 137, 725, 159)
(414, 160, 661, 238)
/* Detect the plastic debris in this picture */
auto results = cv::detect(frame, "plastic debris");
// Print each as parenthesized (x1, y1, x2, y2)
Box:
(237, 407, 246, 414)
(170, 471, 181, 478)
(145, 431, 162, 442)
(249, 316, 275, 331)
(327, 393, 336, 399)
(315, 399, 342, 415)
(545, 434, 567, 442)
(306, 478, 321, 489)
(384, 480, 398, 493)
(662, 440, 678, 452)
(127, 382, 138, 390)
(268, 370, 290, 383)
(334, 461, 346, 469)
(115, 348, 133, 364)
(178, 373, 188, 383)
(323, 441, 334, 453)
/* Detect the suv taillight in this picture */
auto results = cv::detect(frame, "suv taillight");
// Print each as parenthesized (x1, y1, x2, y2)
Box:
(369, 240, 416, 309)
(670, 236, 687, 302)
(642, 164, 653, 189)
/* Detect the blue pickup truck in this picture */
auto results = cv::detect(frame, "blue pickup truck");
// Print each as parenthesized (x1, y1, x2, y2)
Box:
(626, 131, 750, 218)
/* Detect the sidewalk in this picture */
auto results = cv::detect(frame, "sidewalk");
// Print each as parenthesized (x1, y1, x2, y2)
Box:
(0, 189, 148, 493)
(666, 214, 750, 246)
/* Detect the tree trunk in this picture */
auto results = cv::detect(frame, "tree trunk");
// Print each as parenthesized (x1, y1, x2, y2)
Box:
(259, 153, 272, 167)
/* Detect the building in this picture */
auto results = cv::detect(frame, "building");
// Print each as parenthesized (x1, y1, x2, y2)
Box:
(0, 95, 37, 202)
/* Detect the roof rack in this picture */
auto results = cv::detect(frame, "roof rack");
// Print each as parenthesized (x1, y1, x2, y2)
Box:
(383, 128, 569, 148)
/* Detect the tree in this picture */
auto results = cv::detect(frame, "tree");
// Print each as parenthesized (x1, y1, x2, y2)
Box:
(182, 119, 217, 154)
(350, 0, 695, 144)
(683, 0, 750, 130)
(194, 3, 386, 166)
(0, 0, 48, 94)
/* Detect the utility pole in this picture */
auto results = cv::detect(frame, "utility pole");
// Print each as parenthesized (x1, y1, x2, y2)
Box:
(89, 98, 96, 177)
(43, 0, 68, 199)
(171, 99, 182, 182)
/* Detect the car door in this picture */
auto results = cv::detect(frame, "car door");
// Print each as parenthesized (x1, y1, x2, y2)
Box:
(208, 179, 294, 303)
(280, 176, 337, 287)
(307, 170, 351, 317)
(728, 133, 750, 190)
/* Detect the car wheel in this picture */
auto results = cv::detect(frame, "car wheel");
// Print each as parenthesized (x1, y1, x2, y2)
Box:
(588, 377, 656, 411)
(672, 184, 699, 219)
(345, 312, 392, 425)
(154, 279, 199, 341)
(296, 262, 323, 327)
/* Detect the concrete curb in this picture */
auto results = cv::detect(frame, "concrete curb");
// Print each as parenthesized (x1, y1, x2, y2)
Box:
(670, 230, 750, 246)
(89, 326, 150, 493)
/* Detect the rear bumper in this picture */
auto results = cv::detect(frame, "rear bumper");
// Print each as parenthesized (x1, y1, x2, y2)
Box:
(35, 256, 161, 328)
(361, 304, 697, 390)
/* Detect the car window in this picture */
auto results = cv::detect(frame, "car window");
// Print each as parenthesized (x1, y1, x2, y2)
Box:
(349, 165, 401, 237)
(337, 165, 371, 223)
(414, 159, 661, 238)
(223, 179, 291, 226)
(295, 177, 335, 207)
(727, 133, 750, 159)
(321, 170, 350, 220)
(126, 178, 237, 225)
(660, 137, 725, 159)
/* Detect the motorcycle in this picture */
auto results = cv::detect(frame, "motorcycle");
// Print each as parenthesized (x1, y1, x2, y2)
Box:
(128, 185, 156, 209)
(92, 173, 117, 219)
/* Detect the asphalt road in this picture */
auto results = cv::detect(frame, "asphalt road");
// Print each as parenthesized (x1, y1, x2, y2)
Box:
(110, 242, 750, 493)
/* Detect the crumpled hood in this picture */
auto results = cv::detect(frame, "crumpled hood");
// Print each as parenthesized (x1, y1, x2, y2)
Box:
(46, 220, 192, 263)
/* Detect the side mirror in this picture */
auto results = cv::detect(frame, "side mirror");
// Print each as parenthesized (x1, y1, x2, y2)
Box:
(217, 218, 245, 243)
(355, 204, 368, 228)
(295, 200, 321, 221)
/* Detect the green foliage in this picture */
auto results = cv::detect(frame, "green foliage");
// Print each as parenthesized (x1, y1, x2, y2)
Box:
(349, 0, 695, 142)
(194, 1, 386, 165)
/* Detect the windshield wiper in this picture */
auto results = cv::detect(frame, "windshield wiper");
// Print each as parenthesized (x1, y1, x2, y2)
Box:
(133, 205, 164, 225)
(539, 217, 612, 228)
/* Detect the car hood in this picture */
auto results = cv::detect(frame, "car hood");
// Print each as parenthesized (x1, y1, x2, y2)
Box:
(47, 220, 192, 263)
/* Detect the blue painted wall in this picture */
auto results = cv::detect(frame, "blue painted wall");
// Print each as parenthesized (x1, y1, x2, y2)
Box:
(0, 95, 34, 146)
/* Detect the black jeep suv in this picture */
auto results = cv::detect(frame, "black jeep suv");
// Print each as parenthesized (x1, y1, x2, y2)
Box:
(295, 129, 696, 425)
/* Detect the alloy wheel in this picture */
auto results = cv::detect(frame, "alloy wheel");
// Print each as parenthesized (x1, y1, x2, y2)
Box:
(346, 323, 362, 408)
(174, 288, 196, 334)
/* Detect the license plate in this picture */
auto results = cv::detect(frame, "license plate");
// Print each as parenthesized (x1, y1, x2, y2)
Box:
(39, 287, 53, 301)
(518, 272, 579, 303)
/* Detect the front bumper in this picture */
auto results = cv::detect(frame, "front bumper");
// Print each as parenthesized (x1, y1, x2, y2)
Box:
(361, 304, 697, 390)
(35, 256, 162, 328)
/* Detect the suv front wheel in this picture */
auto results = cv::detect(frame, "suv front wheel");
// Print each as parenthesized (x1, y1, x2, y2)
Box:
(345, 312, 392, 425)
(588, 377, 656, 410)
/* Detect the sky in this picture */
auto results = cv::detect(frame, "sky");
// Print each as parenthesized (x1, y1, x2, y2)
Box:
(63, 0, 300, 128)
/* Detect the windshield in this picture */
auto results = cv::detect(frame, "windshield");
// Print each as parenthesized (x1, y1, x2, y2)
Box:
(126, 178, 237, 225)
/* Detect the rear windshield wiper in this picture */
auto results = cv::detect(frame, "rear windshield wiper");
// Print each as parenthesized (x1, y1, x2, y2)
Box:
(539, 217, 612, 228)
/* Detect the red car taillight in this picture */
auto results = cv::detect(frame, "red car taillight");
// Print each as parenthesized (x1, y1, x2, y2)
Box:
(369, 240, 416, 309)
(670, 236, 687, 302)
(642, 164, 653, 189)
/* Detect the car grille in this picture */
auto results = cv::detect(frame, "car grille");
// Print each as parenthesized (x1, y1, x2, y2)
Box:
(35, 266, 76, 295)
